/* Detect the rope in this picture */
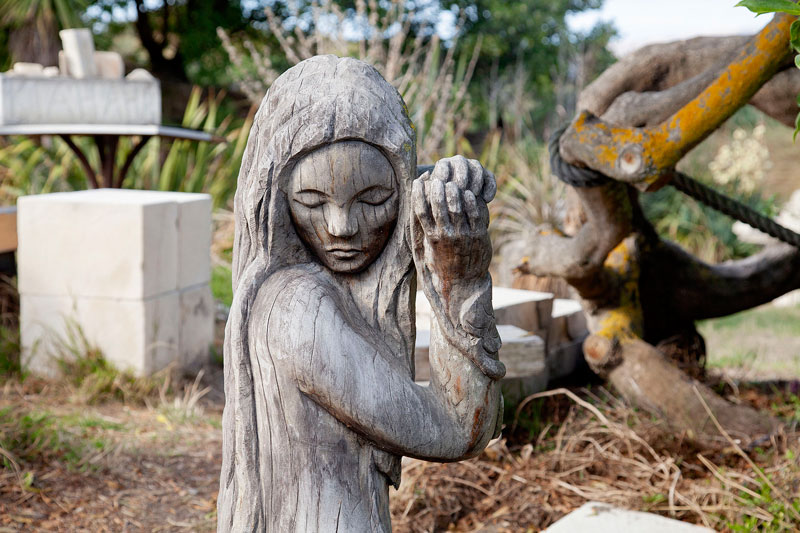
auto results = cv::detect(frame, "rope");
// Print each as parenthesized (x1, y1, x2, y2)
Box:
(547, 125, 800, 249)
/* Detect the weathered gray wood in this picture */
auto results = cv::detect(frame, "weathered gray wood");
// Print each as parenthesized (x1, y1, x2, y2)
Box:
(218, 55, 505, 532)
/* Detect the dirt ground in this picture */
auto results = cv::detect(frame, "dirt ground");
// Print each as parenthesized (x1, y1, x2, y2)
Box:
(1, 366, 799, 533)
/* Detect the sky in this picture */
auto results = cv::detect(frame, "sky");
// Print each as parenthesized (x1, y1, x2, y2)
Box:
(566, 0, 770, 56)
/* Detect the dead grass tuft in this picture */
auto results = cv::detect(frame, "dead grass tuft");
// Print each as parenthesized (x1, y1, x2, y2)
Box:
(391, 387, 800, 532)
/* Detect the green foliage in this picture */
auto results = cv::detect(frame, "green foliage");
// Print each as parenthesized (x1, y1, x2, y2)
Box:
(453, 0, 617, 135)
(736, 0, 800, 16)
(737, 1, 800, 139)
(212, 265, 233, 308)
(641, 179, 774, 262)
(49, 319, 166, 404)
(0, 408, 87, 469)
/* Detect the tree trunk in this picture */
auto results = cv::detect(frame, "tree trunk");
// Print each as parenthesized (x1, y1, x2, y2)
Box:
(521, 14, 799, 445)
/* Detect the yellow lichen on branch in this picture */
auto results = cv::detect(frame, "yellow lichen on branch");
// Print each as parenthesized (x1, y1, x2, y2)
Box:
(560, 14, 795, 189)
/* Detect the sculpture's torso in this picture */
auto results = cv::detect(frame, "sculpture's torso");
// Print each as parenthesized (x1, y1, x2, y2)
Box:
(248, 265, 401, 532)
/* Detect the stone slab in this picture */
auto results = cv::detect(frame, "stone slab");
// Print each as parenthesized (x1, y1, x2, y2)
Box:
(179, 284, 214, 371)
(20, 291, 179, 377)
(0, 207, 16, 253)
(0, 75, 161, 125)
(17, 190, 179, 299)
(416, 287, 553, 339)
(545, 502, 714, 532)
(548, 298, 587, 346)
(415, 324, 545, 383)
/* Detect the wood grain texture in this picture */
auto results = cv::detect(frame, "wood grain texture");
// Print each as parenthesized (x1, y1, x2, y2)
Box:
(218, 55, 504, 532)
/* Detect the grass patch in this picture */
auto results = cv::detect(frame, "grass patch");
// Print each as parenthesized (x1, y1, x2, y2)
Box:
(699, 304, 800, 379)
(48, 319, 167, 405)
(211, 264, 233, 308)
(0, 407, 104, 471)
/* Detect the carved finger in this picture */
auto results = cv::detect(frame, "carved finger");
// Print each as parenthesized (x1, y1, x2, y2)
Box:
(451, 156, 470, 190)
(481, 168, 497, 202)
(444, 181, 462, 214)
(429, 178, 450, 230)
(431, 159, 452, 183)
(412, 179, 434, 234)
(467, 159, 484, 196)
(462, 190, 480, 232)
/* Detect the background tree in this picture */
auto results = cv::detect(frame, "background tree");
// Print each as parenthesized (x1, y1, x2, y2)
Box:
(0, 0, 87, 68)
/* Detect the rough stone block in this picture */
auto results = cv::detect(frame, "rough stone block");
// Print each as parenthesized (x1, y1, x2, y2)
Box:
(20, 291, 179, 377)
(179, 284, 214, 371)
(59, 29, 97, 79)
(17, 190, 179, 299)
(93, 51, 125, 79)
(545, 502, 714, 532)
(0, 75, 161, 125)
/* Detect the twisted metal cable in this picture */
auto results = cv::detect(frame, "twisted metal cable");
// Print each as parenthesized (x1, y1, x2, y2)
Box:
(671, 171, 800, 248)
(547, 125, 800, 248)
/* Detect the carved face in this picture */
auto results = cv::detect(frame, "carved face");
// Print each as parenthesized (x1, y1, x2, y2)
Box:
(288, 141, 399, 274)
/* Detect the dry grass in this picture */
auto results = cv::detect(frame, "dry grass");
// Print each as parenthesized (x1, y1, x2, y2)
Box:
(391, 387, 800, 532)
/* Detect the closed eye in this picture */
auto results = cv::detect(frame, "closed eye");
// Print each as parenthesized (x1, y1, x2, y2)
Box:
(357, 186, 394, 206)
(293, 190, 327, 208)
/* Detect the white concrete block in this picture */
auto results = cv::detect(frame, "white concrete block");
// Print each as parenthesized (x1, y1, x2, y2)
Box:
(545, 502, 714, 533)
(173, 193, 212, 288)
(0, 75, 161, 125)
(179, 284, 214, 371)
(17, 189, 179, 299)
(20, 291, 179, 377)
(59, 29, 97, 79)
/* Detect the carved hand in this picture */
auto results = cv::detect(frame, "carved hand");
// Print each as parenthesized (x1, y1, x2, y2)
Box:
(412, 156, 495, 283)
(412, 156, 505, 380)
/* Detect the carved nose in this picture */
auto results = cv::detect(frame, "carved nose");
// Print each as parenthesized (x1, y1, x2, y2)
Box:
(326, 207, 357, 238)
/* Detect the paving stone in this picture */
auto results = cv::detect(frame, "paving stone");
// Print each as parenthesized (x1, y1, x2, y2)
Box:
(545, 502, 714, 532)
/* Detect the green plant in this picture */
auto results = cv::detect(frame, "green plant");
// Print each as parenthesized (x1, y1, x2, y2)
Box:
(211, 265, 233, 308)
(48, 318, 166, 404)
(737, 0, 800, 139)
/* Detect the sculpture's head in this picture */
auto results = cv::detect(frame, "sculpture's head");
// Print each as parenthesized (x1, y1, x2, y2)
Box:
(233, 55, 416, 286)
(287, 141, 399, 273)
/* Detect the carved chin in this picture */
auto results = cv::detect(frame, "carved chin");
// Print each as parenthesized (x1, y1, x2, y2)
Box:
(320, 251, 375, 274)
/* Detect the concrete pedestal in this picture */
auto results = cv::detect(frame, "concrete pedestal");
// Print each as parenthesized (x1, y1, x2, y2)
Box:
(18, 189, 212, 377)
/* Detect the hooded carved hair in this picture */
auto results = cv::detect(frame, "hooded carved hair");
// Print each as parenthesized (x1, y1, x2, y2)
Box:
(219, 55, 417, 528)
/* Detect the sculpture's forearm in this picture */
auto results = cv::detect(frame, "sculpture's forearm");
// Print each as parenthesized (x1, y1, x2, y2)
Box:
(270, 289, 498, 461)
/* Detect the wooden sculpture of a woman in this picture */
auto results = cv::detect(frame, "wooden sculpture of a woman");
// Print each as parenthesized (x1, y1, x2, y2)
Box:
(218, 55, 505, 532)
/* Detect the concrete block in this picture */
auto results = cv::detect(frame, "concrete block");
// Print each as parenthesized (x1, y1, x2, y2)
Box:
(59, 29, 97, 79)
(0, 75, 161, 125)
(173, 193, 212, 288)
(20, 291, 179, 377)
(545, 502, 714, 532)
(416, 287, 554, 339)
(17, 189, 179, 299)
(179, 284, 214, 371)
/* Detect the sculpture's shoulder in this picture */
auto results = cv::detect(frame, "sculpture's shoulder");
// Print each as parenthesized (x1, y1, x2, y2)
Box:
(251, 263, 341, 344)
